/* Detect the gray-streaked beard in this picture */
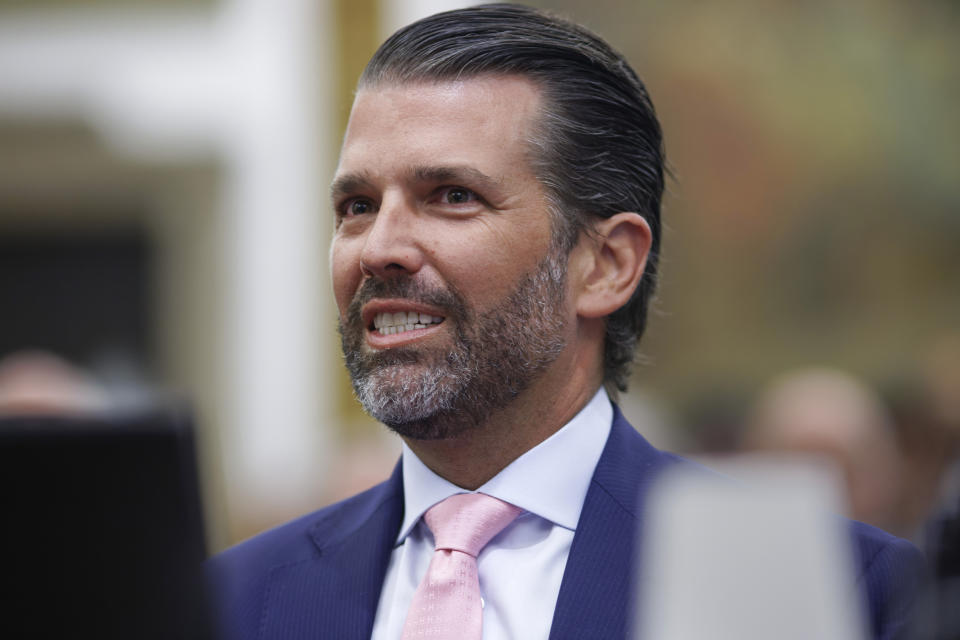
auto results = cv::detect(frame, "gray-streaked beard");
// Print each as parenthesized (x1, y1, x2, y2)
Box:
(339, 251, 568, 440)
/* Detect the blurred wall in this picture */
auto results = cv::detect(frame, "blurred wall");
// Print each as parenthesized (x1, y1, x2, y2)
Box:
(0, 0, 337, 547)
(532, 0, 960, 416)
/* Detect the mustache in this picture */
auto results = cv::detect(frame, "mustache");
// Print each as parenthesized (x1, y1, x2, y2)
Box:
(345, 275, 465, 328)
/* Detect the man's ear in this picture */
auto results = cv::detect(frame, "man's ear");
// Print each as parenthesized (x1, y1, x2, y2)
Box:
(572, 212, 652, 319)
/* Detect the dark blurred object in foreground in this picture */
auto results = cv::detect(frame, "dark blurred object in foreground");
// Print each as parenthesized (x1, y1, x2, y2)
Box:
(901, 334, 960, 640)
(919, 497, 960, 640)
(0, 408, 212, 639)
(908, 499, 960, 640)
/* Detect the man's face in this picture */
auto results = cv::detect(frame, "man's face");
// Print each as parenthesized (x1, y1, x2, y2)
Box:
(330, 76, 572, 439)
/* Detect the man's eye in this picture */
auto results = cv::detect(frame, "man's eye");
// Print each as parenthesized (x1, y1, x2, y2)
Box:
(344, 199, 374, 216)
(440, 187, 478, 204)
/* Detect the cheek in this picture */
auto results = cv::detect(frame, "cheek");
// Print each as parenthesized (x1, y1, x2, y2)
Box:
(440, 249, 539, 305)
(431, 239, 505, 301)
(330, 241, 361, 315)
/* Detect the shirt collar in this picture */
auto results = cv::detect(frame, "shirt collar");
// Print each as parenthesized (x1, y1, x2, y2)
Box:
(397, 387, 613, 543)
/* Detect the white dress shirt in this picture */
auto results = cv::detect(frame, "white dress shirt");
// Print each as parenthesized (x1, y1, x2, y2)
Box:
(370, 388, 613, 640)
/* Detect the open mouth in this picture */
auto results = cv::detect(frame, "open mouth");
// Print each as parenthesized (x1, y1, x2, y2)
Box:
(371, 311, 445, 336)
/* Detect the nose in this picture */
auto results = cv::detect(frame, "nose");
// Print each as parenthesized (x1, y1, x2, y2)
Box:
(359, 193, 424, 278)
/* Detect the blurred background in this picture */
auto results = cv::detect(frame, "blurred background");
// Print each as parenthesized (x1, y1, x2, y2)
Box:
(0, 0, 957, 555)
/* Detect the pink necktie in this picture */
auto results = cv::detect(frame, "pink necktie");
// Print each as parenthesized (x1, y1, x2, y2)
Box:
(400, 493, 522, 640)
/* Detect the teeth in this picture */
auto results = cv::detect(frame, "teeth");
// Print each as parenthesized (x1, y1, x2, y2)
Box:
(373, 311, 443, 335)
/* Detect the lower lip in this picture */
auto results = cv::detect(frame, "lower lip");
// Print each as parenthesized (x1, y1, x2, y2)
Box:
(365, 322, 445, 349)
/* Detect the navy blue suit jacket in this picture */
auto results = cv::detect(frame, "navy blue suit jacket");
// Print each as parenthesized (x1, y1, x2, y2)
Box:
(206, 407, 924, 639)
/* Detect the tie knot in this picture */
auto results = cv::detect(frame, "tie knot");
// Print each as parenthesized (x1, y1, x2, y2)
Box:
(423, 493, 522, 557)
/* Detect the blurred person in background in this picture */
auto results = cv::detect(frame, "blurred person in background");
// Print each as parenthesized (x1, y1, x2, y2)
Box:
(914, 334, 960, 544)
(0, 349, 109, 416)
(205, 4, 924, 639)
(896, 334, 960, 640)
(743, 367, 904, 535)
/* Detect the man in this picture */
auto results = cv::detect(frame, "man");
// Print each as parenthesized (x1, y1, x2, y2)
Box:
(206, 4, 922, 639)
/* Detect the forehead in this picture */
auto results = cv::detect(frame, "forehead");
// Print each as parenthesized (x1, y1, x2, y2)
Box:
(336, 75, 543, 178)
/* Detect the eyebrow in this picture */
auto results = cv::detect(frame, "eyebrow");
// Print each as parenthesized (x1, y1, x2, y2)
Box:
(330, 165, 505, 205)
(329, 171, 374, 204)
(411, 165, 503, 193)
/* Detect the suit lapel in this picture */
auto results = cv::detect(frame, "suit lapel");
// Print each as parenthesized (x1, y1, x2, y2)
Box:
(258, 463, 404, 640)
(252, 410, 673, 639)
(549, 407, 677, 640)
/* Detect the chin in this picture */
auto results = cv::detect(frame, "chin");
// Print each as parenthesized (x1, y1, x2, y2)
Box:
(353, 367, 479, 437)
(383, 414, 476, 441)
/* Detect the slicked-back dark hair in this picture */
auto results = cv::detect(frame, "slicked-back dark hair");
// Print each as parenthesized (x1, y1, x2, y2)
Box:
(359, 3, 665, 396)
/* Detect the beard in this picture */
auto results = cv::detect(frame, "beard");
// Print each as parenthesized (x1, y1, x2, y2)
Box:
(338, 251, 569, 440)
